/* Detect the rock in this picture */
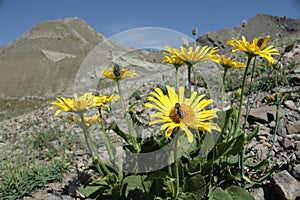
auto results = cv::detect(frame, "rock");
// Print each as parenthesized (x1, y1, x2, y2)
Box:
(284, 100, 296, 110)
(292, 164, 300, 180)
(296, 142, 300, 159)
(250, 187, 264, 200)
(242, 105, 285, 124)
(280, 137, 294, 149)
(272, 170, 300, 200)
(253, 143, 269, 160)
(286, 121, 300, 134)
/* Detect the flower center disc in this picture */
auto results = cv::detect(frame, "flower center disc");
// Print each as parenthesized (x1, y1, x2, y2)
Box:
(170, 104, 196, 124)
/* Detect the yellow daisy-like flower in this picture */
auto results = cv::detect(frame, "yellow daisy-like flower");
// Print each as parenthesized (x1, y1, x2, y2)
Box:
(162, 46, 185, 68)
(212, 54, 246, 70)
(226, 35, 280, 64)
(145, 86, 221, 143)
(49, 92, 117, 116)
(180, 46, 219, 65)
(102, 64, 136, 82)
(67, 114, 102, 127)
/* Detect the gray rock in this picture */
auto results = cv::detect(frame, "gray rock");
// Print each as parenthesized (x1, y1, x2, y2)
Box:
(284, 100, 296, 110)
(286, 121, 300, 134)
(253, 143, 269, 160)
(250, 187, 264, 200)
(280, 137, 295, 149)
(243, 105, 285, 124)
(292, 164, 300, 180)
(272, 170, 300, 200)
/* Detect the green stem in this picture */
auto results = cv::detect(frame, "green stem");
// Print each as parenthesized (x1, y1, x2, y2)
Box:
(78, 114, 111, 176)
(101, 120, 115, 163)
(174, 136, 180, 199)
(221, 69, 228, 111)
(234, 56, 252, 187)
(243, 57, 256, 130)
(234, 56, 252, 135)
(175, 68, 179, 93)
(117, 81, 140, 152)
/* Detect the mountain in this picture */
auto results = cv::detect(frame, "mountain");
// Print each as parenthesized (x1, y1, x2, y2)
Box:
(196, 14, 300, 53)
(1, 14, 300, 102)
(0, 17, 105, 99)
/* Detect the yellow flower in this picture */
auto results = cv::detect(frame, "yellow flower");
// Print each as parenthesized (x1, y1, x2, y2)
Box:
(180, 46, 219, 65)
(212, 54, 246, 70)
(67, 114, 102, 127)
(227, 35, 280, 64)
(102, 64, 136, 82)
(49, 92, 117, 116)
(145, 86, 221, 143)
(162, 46, 185, 68)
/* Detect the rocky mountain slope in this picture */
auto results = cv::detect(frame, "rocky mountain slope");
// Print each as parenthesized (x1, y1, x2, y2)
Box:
(196, 14, 300, 53)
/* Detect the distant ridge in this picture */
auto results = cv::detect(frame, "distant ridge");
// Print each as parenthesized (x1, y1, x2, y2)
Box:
(196, 14, 300, 52)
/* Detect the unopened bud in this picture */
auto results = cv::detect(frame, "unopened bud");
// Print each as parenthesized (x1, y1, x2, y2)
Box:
(241, 20, 248, 28)
(192, 27, 198, 36)
(235, 88, 242, 99)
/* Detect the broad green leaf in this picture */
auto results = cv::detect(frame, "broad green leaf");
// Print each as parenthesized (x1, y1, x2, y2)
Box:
(184, 174, 206, 198)
(225, 186, 255, 200)
(209, 187, 232, 200)
(121, 175, 145, 197)
(78, 179, 109, 198)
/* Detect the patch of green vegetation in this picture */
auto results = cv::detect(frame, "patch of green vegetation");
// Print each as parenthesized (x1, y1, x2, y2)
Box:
(0, 127, 79, 199)
(0, 157, 68, 200)
(0, 99, 46, 121)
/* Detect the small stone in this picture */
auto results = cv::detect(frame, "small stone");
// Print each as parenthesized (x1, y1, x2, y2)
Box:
(272, 170, 300, 200)
(284, 100, 296, 110)
(280, 137, 294, 149)
(269, 120, 276, 128)
(292, 164, 300, 180)
(253, 143, 269, 160)
(286, 122, 300, 134)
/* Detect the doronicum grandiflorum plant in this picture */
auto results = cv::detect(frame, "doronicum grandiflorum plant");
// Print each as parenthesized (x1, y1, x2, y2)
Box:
(48, 34, 280, 199)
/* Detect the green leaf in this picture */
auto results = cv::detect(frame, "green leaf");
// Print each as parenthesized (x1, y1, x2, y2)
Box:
(79, 179, 110, 198)
(179, 192, 199, 200)
(216, 133, 245, 159)
(121, 175, 145, 197)
(245, 158, 269, 170)
(111, 122, 128, 143)
(209, 187, 232, 200)
(184, 174, 206, 198)
(225, 186, 255, 200)
(246, 124, 259, 142)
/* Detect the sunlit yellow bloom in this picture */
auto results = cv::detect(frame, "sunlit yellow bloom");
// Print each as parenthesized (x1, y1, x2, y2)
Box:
(227, 35, 280, 64)
(49, 92, 117, 116)
(145, 86, 220, 143)
(180, 46, 219, 65)
(212, 54, 246, 70)
(162, 46, 185, 68)
(67, 114, 102, 127)
(102, 64, 136, 82)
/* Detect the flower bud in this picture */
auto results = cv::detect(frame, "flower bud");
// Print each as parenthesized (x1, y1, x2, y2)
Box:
(241, 20, 248, 28)
(192, 27, 198, 36)
(235, 88, 242, 99)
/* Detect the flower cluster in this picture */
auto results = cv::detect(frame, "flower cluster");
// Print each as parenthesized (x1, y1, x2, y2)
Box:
(49, 92, 118, 127)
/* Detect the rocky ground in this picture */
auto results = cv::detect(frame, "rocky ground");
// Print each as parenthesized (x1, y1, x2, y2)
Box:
(1, 43, 300, 200)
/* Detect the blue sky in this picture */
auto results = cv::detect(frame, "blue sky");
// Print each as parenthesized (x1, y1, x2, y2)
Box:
(0, 0, 299, 46)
